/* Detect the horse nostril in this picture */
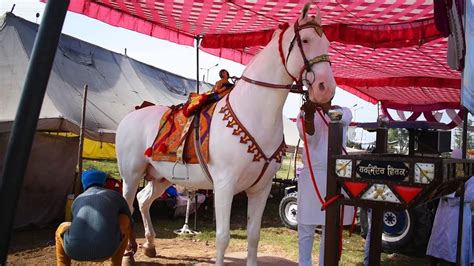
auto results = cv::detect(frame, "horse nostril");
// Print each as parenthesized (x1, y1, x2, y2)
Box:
(319, 82, 325, 91)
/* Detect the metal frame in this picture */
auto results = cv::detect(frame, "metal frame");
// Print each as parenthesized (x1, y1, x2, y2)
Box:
(324, 121, 473, 265)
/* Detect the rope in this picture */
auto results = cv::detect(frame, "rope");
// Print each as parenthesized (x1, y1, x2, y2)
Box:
(300, 114, 325, 205)
(321, 194, 344, 210)
(299, 107, 350, 261)
(314, 108, 359, 241)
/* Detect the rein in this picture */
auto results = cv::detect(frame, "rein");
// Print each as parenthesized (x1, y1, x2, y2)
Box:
(300, 113, 345, 259)
(300, 106, 355, 260)
(240, 75, 294, 90)
(240, 19, 331, 92)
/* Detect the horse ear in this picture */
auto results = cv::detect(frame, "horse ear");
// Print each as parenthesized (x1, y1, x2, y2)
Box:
(315, 7, 322, 24)
(300, 3, 311, 21)
(272, 28, 280, 39)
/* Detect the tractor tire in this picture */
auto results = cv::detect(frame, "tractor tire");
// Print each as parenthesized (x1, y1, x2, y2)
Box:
(279, 192, 298, 230)
(381, 203, 435, 256)
(381, 209, 415, 252)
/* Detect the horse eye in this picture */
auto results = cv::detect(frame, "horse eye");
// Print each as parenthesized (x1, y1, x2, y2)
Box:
(302, 39, 309, 44)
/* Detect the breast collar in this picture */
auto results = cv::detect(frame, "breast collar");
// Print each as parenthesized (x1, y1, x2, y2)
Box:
(219, 94, 287, 188)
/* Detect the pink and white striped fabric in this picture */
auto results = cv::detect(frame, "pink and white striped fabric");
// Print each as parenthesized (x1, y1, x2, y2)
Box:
(61, 0, 461, 111)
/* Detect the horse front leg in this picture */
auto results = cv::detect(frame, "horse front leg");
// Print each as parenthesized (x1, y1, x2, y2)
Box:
(214, 186, 234, 266)
(245, 179, 273, 266)
(137, 177, 172, 257)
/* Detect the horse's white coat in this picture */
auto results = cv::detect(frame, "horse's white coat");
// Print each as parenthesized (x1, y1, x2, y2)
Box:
(115, 5, 336, 266)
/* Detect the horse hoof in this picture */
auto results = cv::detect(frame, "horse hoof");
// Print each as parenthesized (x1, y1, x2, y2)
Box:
(143, 247, 156, 257)
(122, 255, 135, 266)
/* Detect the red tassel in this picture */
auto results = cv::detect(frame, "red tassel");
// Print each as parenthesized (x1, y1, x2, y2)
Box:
(157, 143, 168, 153)
(183, 108, 190, 117)
(144, 147, 153, 157)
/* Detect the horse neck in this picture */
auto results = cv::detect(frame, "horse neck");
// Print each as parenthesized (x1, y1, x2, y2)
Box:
(229, 38, 293, 146)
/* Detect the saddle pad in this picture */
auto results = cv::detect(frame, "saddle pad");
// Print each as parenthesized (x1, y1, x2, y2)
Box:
(151, 103, 217, 164)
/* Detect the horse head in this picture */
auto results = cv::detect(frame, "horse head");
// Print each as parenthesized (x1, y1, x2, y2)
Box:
(283, 3, 336, 104)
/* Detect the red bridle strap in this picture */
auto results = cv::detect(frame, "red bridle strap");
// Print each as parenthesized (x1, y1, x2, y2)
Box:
(240, 20, 330, 92)
(240, 75, 294, 90)
(278, 23, 298, 83)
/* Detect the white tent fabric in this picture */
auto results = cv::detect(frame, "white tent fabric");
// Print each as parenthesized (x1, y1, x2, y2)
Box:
(0, 12, 212, 227)
(0, 12, 212, 142)
(0, 132, 78, 228)
(283, 116, 299, 148)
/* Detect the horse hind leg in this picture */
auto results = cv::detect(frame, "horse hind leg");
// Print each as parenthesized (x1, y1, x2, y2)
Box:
(118, 156, 149, 214)
(137, 176, 172, 257)
(245, 180, 273, 266)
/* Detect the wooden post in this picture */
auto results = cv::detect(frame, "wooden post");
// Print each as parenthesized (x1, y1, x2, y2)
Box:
(73, 84, 88, 195)
(408, 129, 415, 156)
(456, 107, 469, 265)
(324, 110, 343, 266)
(375, 127, 388, 154)
(368, 208, 384, 266)
(368, 125, 388, 265)
(456, 183, 465, 266)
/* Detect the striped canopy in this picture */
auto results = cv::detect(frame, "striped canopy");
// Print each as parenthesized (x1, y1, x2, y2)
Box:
(66, 0, 461, 111)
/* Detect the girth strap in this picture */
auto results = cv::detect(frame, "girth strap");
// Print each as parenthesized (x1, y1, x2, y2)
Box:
(193, 112, 213, 185)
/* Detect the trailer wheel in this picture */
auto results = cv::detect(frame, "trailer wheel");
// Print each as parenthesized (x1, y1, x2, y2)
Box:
(381, 210, 414, 251)
(279, 192, 298, 230)
(381, 203, 435, 255)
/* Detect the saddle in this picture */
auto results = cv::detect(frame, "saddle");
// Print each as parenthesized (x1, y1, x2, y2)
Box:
(144, 85, 233, 164)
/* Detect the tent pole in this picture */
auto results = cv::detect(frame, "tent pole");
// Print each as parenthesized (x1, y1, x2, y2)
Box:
(73, 84, 88, 195)
(456, 106, 469, 265)
(461, 107, 468, 158)
(294, 139, 301, 179)
(196, 36, 201, 94)
(0, 0, 69, 263)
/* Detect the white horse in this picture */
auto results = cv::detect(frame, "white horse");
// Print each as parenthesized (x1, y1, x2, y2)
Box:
(116, 4, 335, 265)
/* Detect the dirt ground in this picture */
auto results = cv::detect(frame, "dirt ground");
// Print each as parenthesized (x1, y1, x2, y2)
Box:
(7, 226, 297, 266)
(6, 191, 300, 266)
(6, 189, 429, 265)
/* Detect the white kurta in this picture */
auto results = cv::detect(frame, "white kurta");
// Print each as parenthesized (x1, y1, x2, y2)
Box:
(296, 107, 354, 225)
(426, 176, 474, 265)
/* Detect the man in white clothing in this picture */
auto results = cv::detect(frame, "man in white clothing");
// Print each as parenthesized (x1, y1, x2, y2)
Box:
(297, 100, 354, 266)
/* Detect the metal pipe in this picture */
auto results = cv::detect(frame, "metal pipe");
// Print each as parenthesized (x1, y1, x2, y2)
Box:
(456, 183, 465, 265)
(0, 0, 70, 263)
(456, 107, 469, 265)
(196, 36, 201, 94)
(194, 193, 198, 230)
(73, 84, 88, 195)
(294, 139, 301, 179)
(462, 107, 468, 159)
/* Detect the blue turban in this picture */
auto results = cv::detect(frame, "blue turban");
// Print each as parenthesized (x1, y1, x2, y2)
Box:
(82, 169, 107, 190)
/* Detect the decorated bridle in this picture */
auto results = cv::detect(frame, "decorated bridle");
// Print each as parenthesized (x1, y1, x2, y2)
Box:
(240, 18, 331, 92)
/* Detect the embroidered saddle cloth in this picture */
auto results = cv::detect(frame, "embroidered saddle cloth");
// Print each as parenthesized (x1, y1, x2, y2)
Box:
(145, 86, 232, 164)
(148, 103, 216, 163)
